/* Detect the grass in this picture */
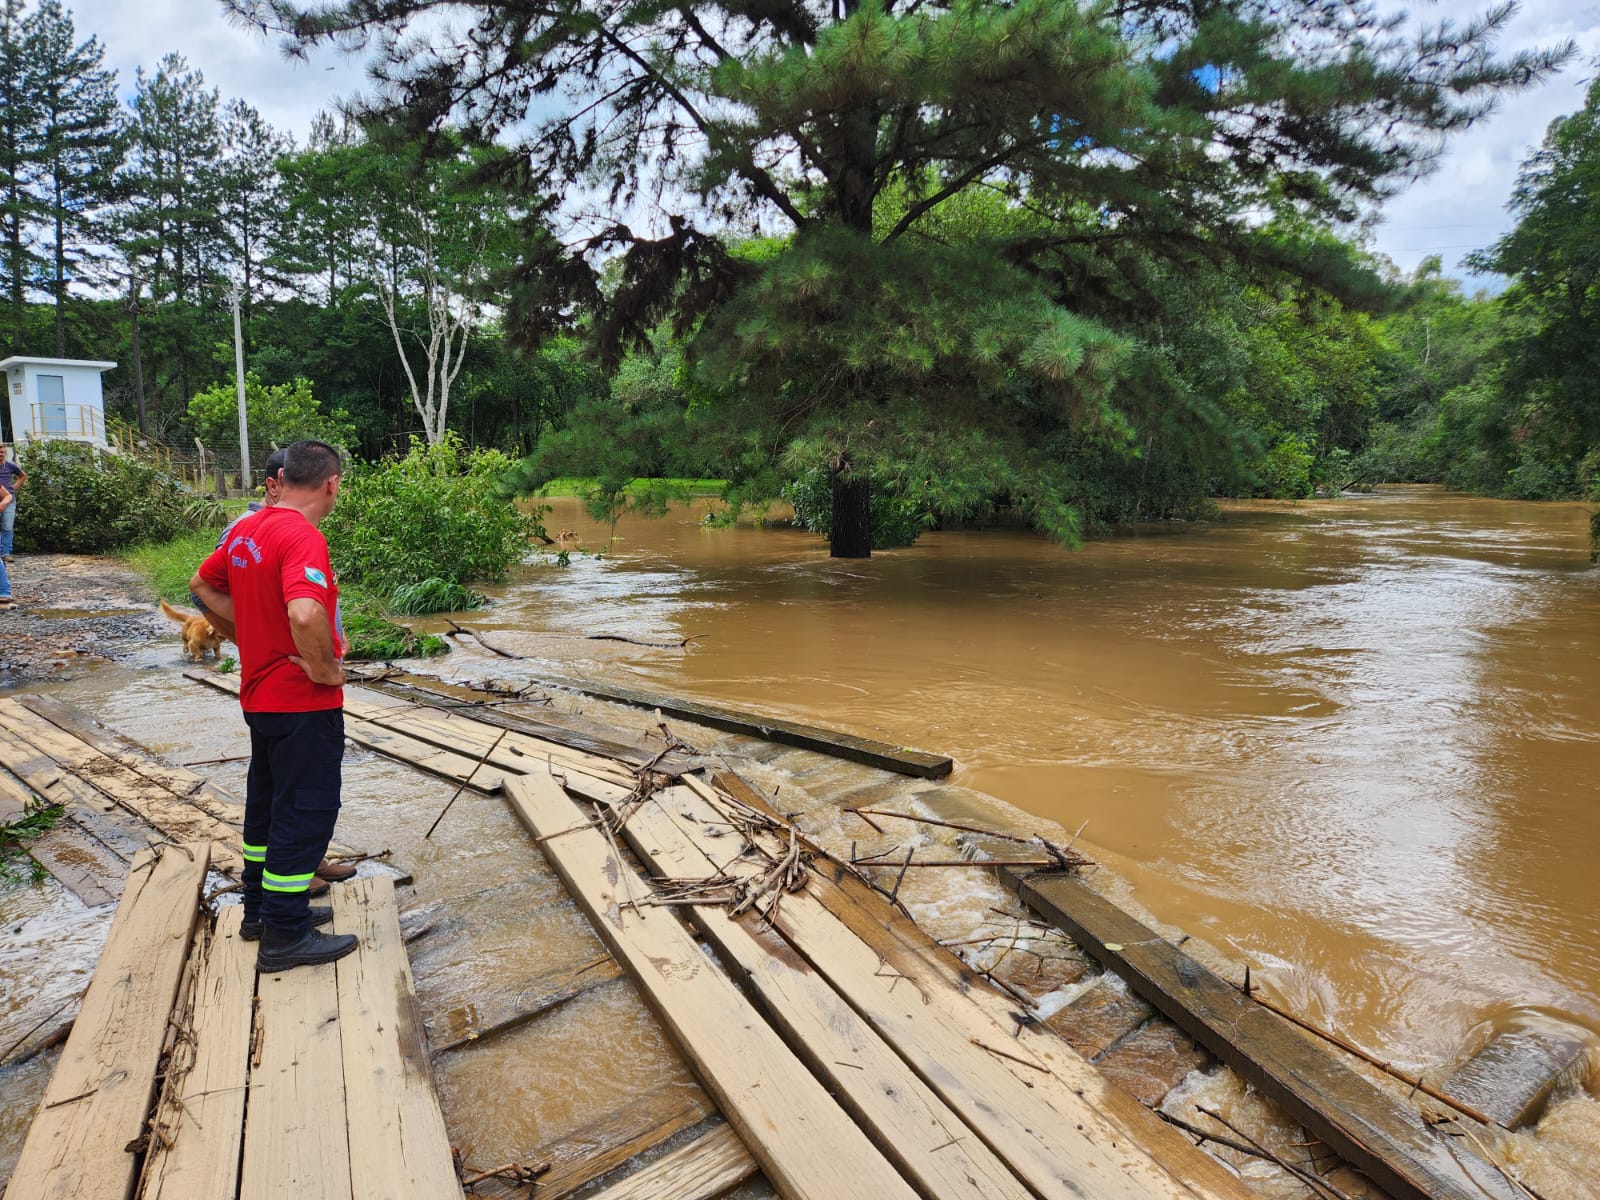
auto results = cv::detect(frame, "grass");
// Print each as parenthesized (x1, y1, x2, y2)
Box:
(122, 527, 229, 604)
(537, 476, 727, 498)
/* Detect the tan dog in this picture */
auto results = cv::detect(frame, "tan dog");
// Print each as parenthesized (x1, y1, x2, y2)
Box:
(159, 599, 227, 661)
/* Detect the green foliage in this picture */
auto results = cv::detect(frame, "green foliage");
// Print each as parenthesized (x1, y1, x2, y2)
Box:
(1257, 436, 1316, 500)
(321, 434, 543, 605)
(0, 801, 62, 884)
(338, 606, 449, 660)
(186, 373, 353, 454)
(387, 577, 485, 615)
(121, 526, 228, 602)
(782, 465, 925, 550)
(17, 440, 196, 552)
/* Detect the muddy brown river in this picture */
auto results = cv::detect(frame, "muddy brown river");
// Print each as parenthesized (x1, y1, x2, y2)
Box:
(2, 485, 1598, 1193)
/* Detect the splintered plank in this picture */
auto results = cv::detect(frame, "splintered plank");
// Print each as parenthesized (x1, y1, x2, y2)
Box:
(502, 769, 920, 1200)
(241, 947, 352, 1200)
(582, 1122, 757, 1200)
(6, 842, 211, 1200)
(659, 780, 1226, 1200)
(187, 670, 506, 792)
(0, 699, 242, 872)
(1005, 869, 1525, 1200)
(331, 877, 462, 1199)
(617, 785, 1034, 1200)
(141, 906, 256, 1199)
(429, 952, 623, 1053)
(471, 1080, 717, 1200)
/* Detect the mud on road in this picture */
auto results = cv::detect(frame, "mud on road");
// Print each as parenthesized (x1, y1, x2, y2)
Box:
(0, 554, 170, 685)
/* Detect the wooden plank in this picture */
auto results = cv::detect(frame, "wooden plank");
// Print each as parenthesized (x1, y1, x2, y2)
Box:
(615, 785, 1034, 1199)
(661, 779, 1235, 1200)
(528, 671, 953, 778)
(582, 1122, 757, 1200)
(189, 663, 507, 792)
(0, 700, 243, 873)
(0, 725, 151, 863)
(6, 843, 210, 1200)
(332, 876, 462, 1199)
(429, 953, 624, 1053)
(241, 938, 352, 1200)
(359, 675, 701, 776)
(141, 906, 256, 1200)
(0, 765, 119, 905)
(471, 1080, 716, 1200)
(708, 770, 1257, 1200)
(1441, 1027, 1590, 1131)
(502, 769, 919, 1200)
(1004, 869, 1524, 1200)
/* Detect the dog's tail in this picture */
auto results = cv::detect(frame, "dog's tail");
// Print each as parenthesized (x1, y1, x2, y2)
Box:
(159, 598, 198, 625)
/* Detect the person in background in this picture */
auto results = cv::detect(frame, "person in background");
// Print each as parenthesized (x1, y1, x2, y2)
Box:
(191, 440, 356, 972)
(0, 483, 13, 608)
(0, 442, 24, 563)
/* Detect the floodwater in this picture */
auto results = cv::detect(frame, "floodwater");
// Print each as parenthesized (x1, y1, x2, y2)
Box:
(3, 484, 1599, 1194)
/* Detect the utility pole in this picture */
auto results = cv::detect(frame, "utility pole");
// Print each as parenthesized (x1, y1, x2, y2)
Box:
(230, 287, 250, 491)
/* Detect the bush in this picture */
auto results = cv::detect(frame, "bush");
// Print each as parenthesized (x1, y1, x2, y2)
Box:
(320, 434, 544, 611)
(187, 374, 354, 454)
(17, 440, 195, 552)
(782, 465, 925, 549)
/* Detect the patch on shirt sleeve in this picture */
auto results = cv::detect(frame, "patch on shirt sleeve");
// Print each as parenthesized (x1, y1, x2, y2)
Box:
(303, 566, 329, 587)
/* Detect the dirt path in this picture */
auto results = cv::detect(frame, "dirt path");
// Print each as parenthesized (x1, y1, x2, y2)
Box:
(0, 554, 169, 685)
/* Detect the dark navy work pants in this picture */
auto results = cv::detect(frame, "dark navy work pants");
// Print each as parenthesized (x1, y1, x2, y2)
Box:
(241, 708, 344, 936)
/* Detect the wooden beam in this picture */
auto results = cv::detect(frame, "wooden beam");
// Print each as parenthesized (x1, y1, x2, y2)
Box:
(428, 953, 624, 1053)
(332, 876, 462, 1199)
(1003, 870, 1524, 1200)
(615, 783, 1036, 1199)
(359, 675, 700, 776)
(581, 1122, 757, 1200)
(502, 768, 920, 1200)
(6, 842, 210, 1200)
(0, 724, 151, 864)
(0, 765, 120, 905)
(141, 906, 256, 1199)
(241, 936, 352, 1200)
(658, 779, 1244, 1200)
(527, 671, 952, 778)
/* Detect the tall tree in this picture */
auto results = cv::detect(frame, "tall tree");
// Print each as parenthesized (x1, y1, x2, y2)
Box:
(123, 52, 224, 409)
(0, 0, 44, 350)
(26, 0, 124, 355)
(217, 98, 289, 348)
(237, 0, 1568, 554)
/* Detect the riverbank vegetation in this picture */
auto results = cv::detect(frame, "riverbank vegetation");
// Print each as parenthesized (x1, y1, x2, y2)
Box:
(1, 0, 1595, 559)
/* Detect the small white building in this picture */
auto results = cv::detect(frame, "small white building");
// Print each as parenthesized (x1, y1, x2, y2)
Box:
(1, 356, 116, 448)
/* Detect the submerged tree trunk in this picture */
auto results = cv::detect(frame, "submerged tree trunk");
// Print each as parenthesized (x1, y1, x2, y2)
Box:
(830, 467, 872, 559)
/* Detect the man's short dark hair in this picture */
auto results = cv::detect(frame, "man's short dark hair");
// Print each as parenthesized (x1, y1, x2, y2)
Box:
(262, 447, 287, 485)
(281, 440, 342, 488)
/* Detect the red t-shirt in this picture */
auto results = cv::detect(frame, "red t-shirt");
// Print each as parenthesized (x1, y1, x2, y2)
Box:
(197, 506, 343, 713)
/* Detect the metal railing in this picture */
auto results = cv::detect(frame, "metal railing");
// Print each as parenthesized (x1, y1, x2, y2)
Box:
(27, 402, 106, 443)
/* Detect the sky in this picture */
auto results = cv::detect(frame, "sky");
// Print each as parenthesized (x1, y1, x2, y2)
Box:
(67, 0, 1600, 288)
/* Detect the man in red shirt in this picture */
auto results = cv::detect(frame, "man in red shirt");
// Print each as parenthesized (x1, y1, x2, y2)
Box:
(192, 440, 357, 972)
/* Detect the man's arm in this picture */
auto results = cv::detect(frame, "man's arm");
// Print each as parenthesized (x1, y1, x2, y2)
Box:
(189, 572, 237, 640)
(287, 597, 345, 686)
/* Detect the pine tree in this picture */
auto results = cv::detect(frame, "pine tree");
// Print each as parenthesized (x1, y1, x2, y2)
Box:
(0, 0, 44, 350)
(217, 98, 290, 349)
(233, 0, 1570, 554)
(26, 0, 124, 355)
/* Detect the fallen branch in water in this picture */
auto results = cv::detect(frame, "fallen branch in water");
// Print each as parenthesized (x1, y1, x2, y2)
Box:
(442, 619, 524, 660)
(460, 1158, 552, 1189)
(849, 808, 1092, 871)
(587, 632, 702, 648)
(1195, 1106, 1358, 1200)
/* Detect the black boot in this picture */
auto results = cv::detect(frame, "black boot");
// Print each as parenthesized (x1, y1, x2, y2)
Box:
(256, 926, 358, 973)
(240, 906, 333, 942)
